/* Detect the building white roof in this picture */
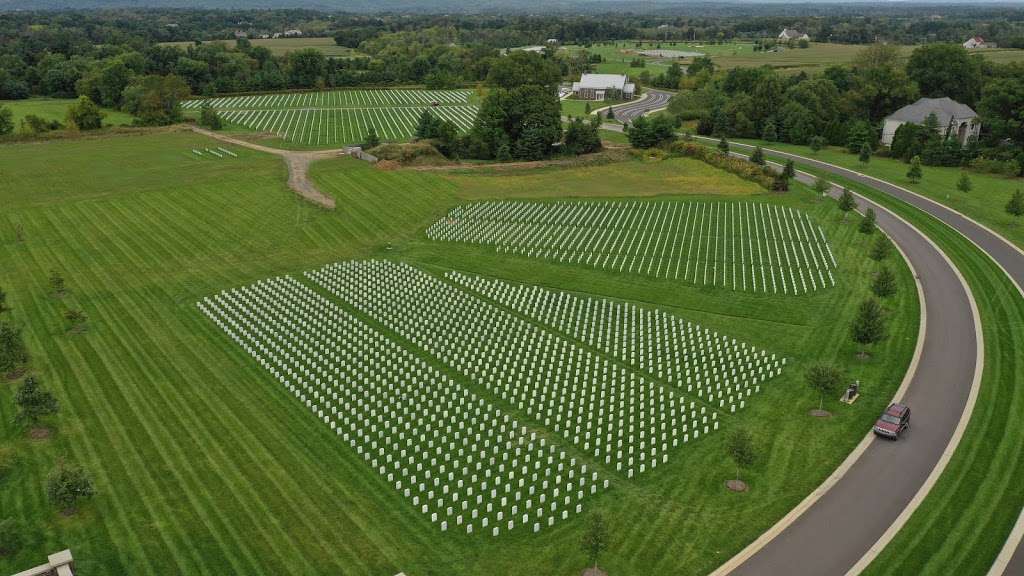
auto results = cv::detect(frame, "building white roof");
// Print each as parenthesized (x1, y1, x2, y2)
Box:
(575, 74, 630, 91)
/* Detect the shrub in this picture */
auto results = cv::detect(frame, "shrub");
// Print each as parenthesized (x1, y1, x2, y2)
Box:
(46, 462, 95, 513)
(369, 142, 448, 166)
(669, 141, 780, 190)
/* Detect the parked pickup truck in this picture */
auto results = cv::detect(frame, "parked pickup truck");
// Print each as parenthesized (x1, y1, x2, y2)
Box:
(873, 403, 911, 439)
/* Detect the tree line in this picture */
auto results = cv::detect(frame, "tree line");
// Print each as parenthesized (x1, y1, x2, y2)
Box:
(668, 43, 1024, 176)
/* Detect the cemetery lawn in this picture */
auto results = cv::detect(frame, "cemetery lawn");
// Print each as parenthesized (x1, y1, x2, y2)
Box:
(0, 130, 918, 576)
(0, 97, 135, 129)
(734, 138, 1024, 251)
(786, 169, 1024, 576)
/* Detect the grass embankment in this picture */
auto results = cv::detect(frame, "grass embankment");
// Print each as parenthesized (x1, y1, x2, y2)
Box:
(1, 131, 916, 575)
(0, 98, 135, 130)
(734, 139, 1024, 251)
(754, 154, 1024, 576)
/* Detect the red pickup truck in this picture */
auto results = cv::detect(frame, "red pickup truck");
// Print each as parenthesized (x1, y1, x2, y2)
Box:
(873, 403, 911, 439)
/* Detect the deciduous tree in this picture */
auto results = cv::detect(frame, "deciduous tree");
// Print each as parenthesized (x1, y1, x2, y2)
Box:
(805, 364, 842, 411)
(66, 95, 103, 130)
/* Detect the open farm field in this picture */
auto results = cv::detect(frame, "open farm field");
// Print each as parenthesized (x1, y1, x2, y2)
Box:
(0, 129, 916, 576)
(160, 36, 362, 57)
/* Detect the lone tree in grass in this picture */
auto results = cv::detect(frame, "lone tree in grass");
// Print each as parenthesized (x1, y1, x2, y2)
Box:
(851, 298, 887, 355)
(65, 96, 103, 131)
(809, 135, 825, 153)
(46, 462, 95, 515)
(198, 103, 222, 130)
(858, 142, 872, 165)
(584, 102, 591, 115)
(957, 171, 973, 194)
(859, 208, 877, 234)
(813, 176, 830, 197)
(872, 266, 898, 298)
(363, 127, 380, 150)
(0, 321, 28, 377)
(727, 429, 755, 491)
(605, 106, 615, 121)
(838, 188, 857, 220)
(1007, 190, 1024, 219)
(750, 146, 766, 165)
(0, 286, 7, 314)
(15, 376, 59, 429)
(782, 159, 796, 180)
(581, 512, 609, 572)
(907, 155, 923, 183)
(717, 136, 730, 154)
(869, 235, 892, 261)
(49, 271, 66, 297)
(0, 517, 22, 558)
(805, 364, 843, 412)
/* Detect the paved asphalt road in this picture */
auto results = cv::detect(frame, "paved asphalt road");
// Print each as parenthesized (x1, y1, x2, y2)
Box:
(703, 138, 1024, 575)
(603, 89, 673, 122)
(598, 127, 1023, 574)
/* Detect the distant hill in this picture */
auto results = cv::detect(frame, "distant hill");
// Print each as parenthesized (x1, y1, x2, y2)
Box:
(4, 0, 1021, 13)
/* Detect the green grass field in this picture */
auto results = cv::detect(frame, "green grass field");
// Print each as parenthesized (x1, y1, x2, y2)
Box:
(565, 41, 1024, 76)
(0, 130, 917, 575)
(160, 37, 362, 58)
(0, 98, 135, 131)
(733, 138, 1024, 251)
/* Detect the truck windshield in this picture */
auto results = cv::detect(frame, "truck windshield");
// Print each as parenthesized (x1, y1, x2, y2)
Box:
(880, 414, 902, 425)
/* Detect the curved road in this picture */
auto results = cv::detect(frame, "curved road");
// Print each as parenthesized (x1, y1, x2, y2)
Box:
(603, 88, 673, 122)
(690, 137, 1024, 575)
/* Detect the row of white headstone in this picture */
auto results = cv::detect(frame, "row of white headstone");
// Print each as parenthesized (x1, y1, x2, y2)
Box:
(197, 275, 601, 536)
(424, 200, 837, 294)
(306, 260, 724, 479)
(445, 271, 785, 410)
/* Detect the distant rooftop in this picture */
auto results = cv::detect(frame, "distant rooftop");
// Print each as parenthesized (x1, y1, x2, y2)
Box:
(576, 73, 629, 90)
(886, 97, 978, 125)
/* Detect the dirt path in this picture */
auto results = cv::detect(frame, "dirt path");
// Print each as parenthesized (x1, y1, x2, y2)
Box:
(191, 127, 341, 209)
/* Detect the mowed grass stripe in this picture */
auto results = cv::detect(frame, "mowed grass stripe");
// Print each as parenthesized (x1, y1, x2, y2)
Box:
(48, 201, 261, 574)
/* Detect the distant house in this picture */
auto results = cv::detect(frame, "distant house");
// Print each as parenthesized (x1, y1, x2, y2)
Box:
(778, 29, 810, 42)
(283, 29, 303, 38)
(546, 38, 559, 44)
(233, 30, 248, 39)
(571, 74, 635, 101)
(881, 97, 980, 147)
(963, 36, 995, 49)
